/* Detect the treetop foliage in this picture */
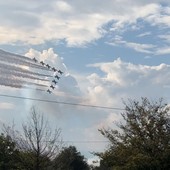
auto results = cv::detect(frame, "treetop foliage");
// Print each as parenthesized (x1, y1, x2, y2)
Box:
(97, 97, 170, 170)
(53, 146, 89, 170)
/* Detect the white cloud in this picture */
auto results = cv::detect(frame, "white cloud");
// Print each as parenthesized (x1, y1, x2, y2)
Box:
(0, 1, 169, 46)
(25, 48, 67, 71)
(108, 36, 155, 54)
(155, 46, 170, 55)
(126, 42, 155, 53)
(146, 6, 170, 27)
(158, 34, 170, 43)
(108, 33, 170, 55)
(88, 58, 170, 100)
(55, 1, 73, 12)
(137, 31, 151, 37)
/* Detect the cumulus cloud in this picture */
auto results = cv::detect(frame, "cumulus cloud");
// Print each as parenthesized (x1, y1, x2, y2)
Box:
(88, 58, 170, 102)
(25, 48, 66, 69)
(0, 1, 169, 46)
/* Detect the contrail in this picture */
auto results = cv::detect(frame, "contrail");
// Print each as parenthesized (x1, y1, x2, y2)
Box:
(0, 49, 46, 69)
(0, 75, 48, 88)
(0, 80, 46, 91)
(0, 69, 50, 82)
(0, 49, 62, 92)
(0, 51, 50, 71)
(0, 62, 52, 78)
(0, 49, 35, 62)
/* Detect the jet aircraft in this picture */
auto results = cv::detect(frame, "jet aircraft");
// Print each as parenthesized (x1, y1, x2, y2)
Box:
(46, 64, 51, 69)
(52, 67, 57, 72)
(40, 61, 45, 65)
(47, 89, 52, 94)
(58, 70, 63, 75)
(50, 85, 55, 90)
(52, 79, 57, 84)
(55, 75, 60, 80)
(33, 57, 38, 63)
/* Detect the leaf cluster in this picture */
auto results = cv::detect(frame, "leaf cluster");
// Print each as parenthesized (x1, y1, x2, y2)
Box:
(97, 98, 170, 170)
(53, 146, 89, 170)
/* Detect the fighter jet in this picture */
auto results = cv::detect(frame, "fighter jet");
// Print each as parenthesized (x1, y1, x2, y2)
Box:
(52, 67, 57, 72)
(47, 89, 52, 94)
(50, 85, 55, 90)
(40, 61, 45, 66)
(58, 70, 63, 75)
(52, 79, 57, 84)
(46, 64, 51, 69)
(33, 57, 38, 63)
(55, 75, 60, 80)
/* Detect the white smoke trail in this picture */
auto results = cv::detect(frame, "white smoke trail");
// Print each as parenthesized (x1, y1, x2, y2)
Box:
(0, 49, 64, 93)
(0, 68, 49, 82)
(0, 49, 34, 62)
(0, 50, 49, 71)
(0, 80, 45, 91)
(0, 62, 52, 77)
(0, 75, 48, 88)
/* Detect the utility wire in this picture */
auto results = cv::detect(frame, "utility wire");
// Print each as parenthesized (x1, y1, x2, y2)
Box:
(0, 93, 112, 144)
(62, 140, 109, 143)
(0, 94, 125, 110)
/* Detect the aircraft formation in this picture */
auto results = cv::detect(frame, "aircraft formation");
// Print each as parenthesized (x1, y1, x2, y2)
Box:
(0, 49, 64, 94)
(33, 58, 64, 94)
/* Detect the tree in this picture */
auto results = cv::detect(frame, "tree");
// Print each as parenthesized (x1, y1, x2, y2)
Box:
(4, 107, 63, 170)
(53, 146, 89, 170)
(97, 98, 170, 170)
(0, 133, 21, 170)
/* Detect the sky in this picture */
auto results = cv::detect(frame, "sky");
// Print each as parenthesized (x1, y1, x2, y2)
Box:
(0, 0, 170, 164)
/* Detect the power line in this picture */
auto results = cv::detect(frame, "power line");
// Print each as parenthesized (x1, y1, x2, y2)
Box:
(0, 94, 125, 110)
(63, 140, 109, 143)
(48, 140, 109, 144)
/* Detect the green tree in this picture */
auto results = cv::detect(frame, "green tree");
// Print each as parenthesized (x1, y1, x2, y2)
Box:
(53, 146, 89, 170)
(0, 133, 20, 170)
(4, 107, 63, 170)
(97, 98, 170, 170)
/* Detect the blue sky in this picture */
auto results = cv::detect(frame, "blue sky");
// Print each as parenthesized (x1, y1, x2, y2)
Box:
(0, 0, 170, 164)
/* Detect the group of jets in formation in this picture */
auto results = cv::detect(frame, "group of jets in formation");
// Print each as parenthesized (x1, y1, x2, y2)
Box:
(33, 57, 63, 94)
